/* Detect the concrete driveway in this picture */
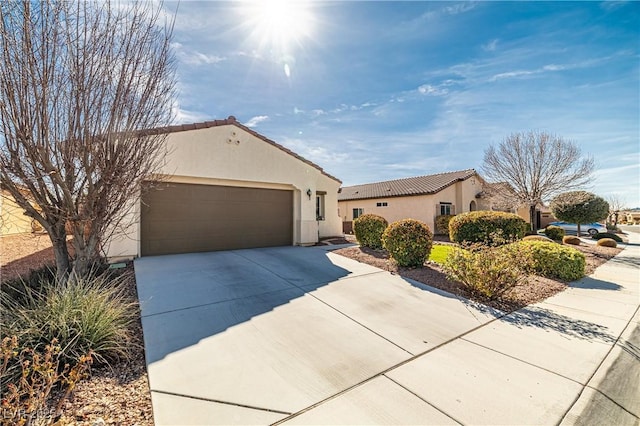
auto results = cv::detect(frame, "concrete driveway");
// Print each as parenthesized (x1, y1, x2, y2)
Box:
(134, 245, 500, 424)
(135, 242, 639, 425)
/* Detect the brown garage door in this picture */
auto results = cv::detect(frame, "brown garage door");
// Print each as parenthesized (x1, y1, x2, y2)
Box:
(141, 182, 293, 256)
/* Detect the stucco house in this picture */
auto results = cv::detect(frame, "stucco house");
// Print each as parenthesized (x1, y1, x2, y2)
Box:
(106, 116, 342, 258)
(338, 169, 489, 234)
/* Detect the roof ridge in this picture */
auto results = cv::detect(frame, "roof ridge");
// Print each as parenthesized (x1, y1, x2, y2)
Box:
(341, 168, 476, 189)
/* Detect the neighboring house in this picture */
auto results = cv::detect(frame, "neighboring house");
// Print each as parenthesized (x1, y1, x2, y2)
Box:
(338, 169, 489, 234)
(105, 116, 342, 258)
(0, 188, 41, 236)
(476, 182, 555, 230)
(622, 210, 640, 224)
(515, 204, 556, 230)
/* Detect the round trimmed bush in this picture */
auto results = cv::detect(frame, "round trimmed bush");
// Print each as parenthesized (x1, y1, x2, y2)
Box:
(592, 232, 622, 243)
(544, 225, 565, 241)
(517, 240, 585, 281)
(523, 235, 554, 242)
(353, 214, 388, 249)
(596, 238, 617, 248)
(434, 214, 455, 235)
(563, 235, 581, 245)
(448, 211, 527, 245)
(382, 219, 433, 267)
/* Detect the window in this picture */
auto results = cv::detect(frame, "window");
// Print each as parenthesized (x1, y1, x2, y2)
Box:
(353, 208, 364, 219)
(439, 203, 454, 216)
(376, 202, 388, 207)
(316, 193, 325, 220)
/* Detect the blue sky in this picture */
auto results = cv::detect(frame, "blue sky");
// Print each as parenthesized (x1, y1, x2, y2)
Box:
(165, 1, 640, 207)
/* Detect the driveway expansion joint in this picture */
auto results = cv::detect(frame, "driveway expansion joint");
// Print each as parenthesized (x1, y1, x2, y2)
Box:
(151, 389, 292, 416)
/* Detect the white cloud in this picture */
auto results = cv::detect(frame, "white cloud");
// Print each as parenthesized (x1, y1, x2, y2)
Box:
(172, 105, 209, 124)
(245, 115, 269, 127)
(482, 39, 499, 52)
(172, 42, 226, 66)
(490, 63, 566, 81)
(442, 2, 478, 16)
(418, 84, 449, 96)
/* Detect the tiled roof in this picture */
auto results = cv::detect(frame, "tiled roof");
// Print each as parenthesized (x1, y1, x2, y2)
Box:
(140, 116, 341, 183)
(338, 169, 478, 201)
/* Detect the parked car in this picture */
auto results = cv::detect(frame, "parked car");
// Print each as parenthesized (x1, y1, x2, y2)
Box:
(548, 221, 607, 236)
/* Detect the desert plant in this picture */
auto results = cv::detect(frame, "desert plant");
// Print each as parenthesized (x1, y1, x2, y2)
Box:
(1, 336, 92, 425)
(443, 242, 529, 299)
(596, 238, 618, 248)
(563, 235, 581, 245)
(592, 232, 623, 243)
(448, 211, 527, 245)
(544, 225, 565, 241)
(522, 235, 554, 242)
(382, 219, 433, 267)
(434, 214, 455, 235)
(353, 214, 388, 249)
(1, 271, 136, 366)
(516, 240, 585, 281)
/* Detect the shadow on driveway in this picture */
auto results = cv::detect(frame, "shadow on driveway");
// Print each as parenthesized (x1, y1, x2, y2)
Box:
(134, 246, 353, 364)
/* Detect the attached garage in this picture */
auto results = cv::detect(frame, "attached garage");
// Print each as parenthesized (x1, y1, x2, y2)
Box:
(105, 116, 343, 260)
(141, 182, 293, 256)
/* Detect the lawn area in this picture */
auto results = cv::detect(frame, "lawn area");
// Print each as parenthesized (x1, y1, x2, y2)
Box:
(428, 244, 454, 264)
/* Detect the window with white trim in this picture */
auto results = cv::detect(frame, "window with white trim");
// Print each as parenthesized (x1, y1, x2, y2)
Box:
(353, 208, 364, 219)
(376, 202, 388, 207)
(438, 203, 455, 216)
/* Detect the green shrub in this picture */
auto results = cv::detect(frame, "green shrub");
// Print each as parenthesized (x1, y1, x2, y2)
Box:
(1, 271, 135, 366)
(448, 211, 527, 245)
(353, 214, 388, 249)
(592, 232, 622, 243)
(544, 225, 565, 241)
(443, 243, 529, 299)
(596, 238, 617, 248)
(563, 235, 581, 245)
(517, 240, 585, 281)
(523, 235, 554, 242)
(434, 214, 455, 235)
(382, 219, 433, 267)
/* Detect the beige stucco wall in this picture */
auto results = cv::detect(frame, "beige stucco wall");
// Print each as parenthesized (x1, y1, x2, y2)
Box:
(1, 192, 36, 236)
(105, 125, 342, 259)
(339, 176, 483, 233)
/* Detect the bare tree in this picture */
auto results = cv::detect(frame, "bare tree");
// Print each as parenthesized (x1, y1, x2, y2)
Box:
(482, 131, 595, 231)
(0, 1, 176, 279)
(606, 194, 626, 227)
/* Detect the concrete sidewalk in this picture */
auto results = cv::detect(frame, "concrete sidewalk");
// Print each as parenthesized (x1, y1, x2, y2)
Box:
(136, 235, 639, 425)
(277, 234, 640, 425)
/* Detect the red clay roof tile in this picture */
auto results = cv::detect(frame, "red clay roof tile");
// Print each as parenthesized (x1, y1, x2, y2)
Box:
(338, 169, 477, 201)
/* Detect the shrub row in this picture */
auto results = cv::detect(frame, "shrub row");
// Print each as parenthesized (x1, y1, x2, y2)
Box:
(517, 240, 585, 281)
(382, 219, 433, 267)
(443, 243, 529, 299)
(353, 214, 388, 249)
(592, 232, 622, 243)
(544, 225, 565, 241)
(448, 211, 527, 245)
(353, 215, 433, 267)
